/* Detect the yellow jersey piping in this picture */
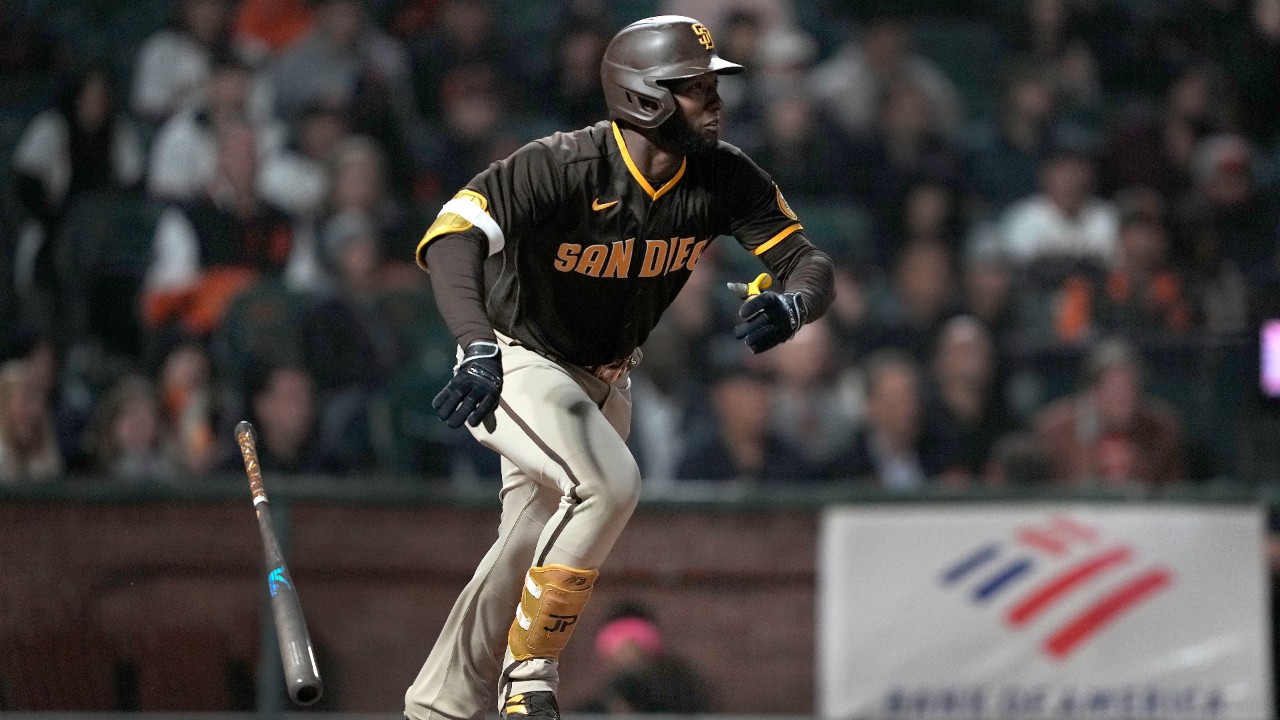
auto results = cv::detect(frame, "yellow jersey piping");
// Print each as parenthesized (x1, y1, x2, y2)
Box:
(752, 223, 804, 256)
(611, 122, 686, 201)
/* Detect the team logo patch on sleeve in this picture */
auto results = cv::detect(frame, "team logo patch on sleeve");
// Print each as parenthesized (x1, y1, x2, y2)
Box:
(776, 186, 798, 221)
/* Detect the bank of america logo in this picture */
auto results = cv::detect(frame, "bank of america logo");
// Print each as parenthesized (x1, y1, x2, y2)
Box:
(940, 515, 1173, 660)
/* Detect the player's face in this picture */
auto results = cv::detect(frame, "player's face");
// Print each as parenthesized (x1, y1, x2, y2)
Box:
(655, 72, 723, 155)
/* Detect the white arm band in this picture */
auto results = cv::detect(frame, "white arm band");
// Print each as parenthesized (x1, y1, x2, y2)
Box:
(440, 198, 505, 256)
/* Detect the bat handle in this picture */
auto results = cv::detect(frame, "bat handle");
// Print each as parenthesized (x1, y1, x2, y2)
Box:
(236, 420, 268, 506)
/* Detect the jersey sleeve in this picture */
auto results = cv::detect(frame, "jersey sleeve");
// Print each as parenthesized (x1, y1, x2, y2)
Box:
(415, 139, 561, 270)
(722, 149, 804, 259)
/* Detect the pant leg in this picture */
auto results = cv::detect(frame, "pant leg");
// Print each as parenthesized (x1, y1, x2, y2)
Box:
(469, 341, 640, 703)
(404, 459, 560, 720)
(405, 338, 640, 716)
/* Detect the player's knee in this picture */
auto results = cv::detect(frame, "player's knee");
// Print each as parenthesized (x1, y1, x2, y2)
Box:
(580, 456, 641, 521)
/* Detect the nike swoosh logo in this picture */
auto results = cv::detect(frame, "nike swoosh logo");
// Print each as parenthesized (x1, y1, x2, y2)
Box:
(592, 197, 620, 211)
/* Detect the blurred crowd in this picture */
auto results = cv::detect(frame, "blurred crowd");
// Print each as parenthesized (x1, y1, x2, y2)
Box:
(1, 0, 1279, 490)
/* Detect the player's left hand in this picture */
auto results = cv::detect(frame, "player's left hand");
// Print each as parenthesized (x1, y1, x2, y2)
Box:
(733, 290, 808, 353)
(433, 340, 503, 428)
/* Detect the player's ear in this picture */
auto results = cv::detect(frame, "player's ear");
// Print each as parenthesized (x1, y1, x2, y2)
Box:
(639, 98, 659, 112)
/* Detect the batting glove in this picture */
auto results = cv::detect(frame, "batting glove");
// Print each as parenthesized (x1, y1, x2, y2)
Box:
(733, 290, 808, 353)
(433, 341, 503, 428)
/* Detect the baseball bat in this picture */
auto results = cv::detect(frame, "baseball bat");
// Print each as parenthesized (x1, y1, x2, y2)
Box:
(235, 420, 324, 706)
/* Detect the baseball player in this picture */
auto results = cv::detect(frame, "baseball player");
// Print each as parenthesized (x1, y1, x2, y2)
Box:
(404, 15, 835, 720)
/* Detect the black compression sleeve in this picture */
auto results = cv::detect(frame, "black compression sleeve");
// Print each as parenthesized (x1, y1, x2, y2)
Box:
(760, 231, 835, 323)
(423, 232, 497, 348)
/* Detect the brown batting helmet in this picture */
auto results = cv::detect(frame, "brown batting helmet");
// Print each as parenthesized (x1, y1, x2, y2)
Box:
(601, 15, 743, 129)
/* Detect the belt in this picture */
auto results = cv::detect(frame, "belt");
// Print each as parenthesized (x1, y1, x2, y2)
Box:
(584, 347, 643, 384)
(504, 334, 642, 384)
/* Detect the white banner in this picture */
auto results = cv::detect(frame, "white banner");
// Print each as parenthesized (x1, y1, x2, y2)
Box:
(818, 505, 1272, 720)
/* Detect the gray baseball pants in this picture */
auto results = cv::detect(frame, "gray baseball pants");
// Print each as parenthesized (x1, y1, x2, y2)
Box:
(404, 334, 639, 720)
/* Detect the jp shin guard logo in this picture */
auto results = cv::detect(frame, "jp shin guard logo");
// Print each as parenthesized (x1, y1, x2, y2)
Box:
(543, 614, 578, 633)
(940, 515, 1174, 660)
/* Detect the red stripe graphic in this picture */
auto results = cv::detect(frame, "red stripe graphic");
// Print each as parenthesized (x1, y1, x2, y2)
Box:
(1006, 546, 1133, 627)
(1043, 568, 1173, 660)
(1050, 515, 1099, 543)
(1016, 528, 1069, 555)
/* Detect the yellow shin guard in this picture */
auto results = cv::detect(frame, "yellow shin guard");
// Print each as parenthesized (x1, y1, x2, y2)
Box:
(508, 564, 599, 661)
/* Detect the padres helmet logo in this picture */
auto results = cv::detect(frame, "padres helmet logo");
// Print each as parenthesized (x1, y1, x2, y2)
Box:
(691, 22, 714, 49)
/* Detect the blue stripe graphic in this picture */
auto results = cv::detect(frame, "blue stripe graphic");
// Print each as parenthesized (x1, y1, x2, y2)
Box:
(973, 558, 1034, 602)
(941, 544, 1001, 585)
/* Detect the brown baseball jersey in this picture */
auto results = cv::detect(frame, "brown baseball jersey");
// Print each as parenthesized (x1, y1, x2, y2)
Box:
(416, 120, 816, 367)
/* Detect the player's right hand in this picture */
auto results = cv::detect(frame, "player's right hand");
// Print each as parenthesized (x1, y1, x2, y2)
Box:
(433, 341, 503, 428)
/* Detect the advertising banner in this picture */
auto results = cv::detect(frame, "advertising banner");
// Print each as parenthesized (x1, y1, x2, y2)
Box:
(818, 505, 1272, 719)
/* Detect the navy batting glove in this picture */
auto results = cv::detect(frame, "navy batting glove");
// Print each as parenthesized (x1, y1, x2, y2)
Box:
(433, 341, 503, 429)
(733, 291, 808, 353)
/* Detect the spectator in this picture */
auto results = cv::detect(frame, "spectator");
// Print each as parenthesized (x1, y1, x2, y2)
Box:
(271, 0, 412, 120)
(143, 120, 299, 338)
(1033, 338, 1186, 486)
(1097, 212, 1193, 335)
(965, 64, 1083, 213)
(879, 180, 964, 264)
(88, 375, 180, 483)
(599, 656, 716, 713)
(2, 326, 95, 472)
(961, 227, 1018, 340)
(1186, 132, 1280, 278)
(408, 0, 506, 122)
(824, 260, 875, 361)
(1177, 201, 1250, 335)
(856, 76, 964, 236)
(983, 431, 1053, 486)
(659, 0, 793, 35)
(928, 316, 1008, 477)
(303, 212, 407, 469)
(543, 20, 611, 130)
(272, 0, 418, 184)
(629, 258, 719, 485)
(12, 68, 144, 308)
(676, 355, 813, 483)
(577, 601, 714, 713)
(751, 90, 853, 199)
(1004, 0, 1105, 116)
(0, 360, 62, 483)
(323, 135, 408, 266)
(224, 363, 344, 475)
(418, 65, 520, 204)
(769, 320, 861, 479)
(752, 24, 820, 105)
(132, 0, 248, 122)
(258, 102, 350, 220)
(147, 54, 287, 202)
(158, 339, 224, 476)
(1000, 148, 1118, 266)
(810, 16, 963, 141)
(844, 349, 964, 489)
(1104, 65, 1230, 199)
(233, 0, 314, 61)
(866, 238, 960, 361)
(715, 10, 767, 146)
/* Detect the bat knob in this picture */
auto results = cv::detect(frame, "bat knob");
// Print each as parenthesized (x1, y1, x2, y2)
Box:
(727, 272, 774, 299)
